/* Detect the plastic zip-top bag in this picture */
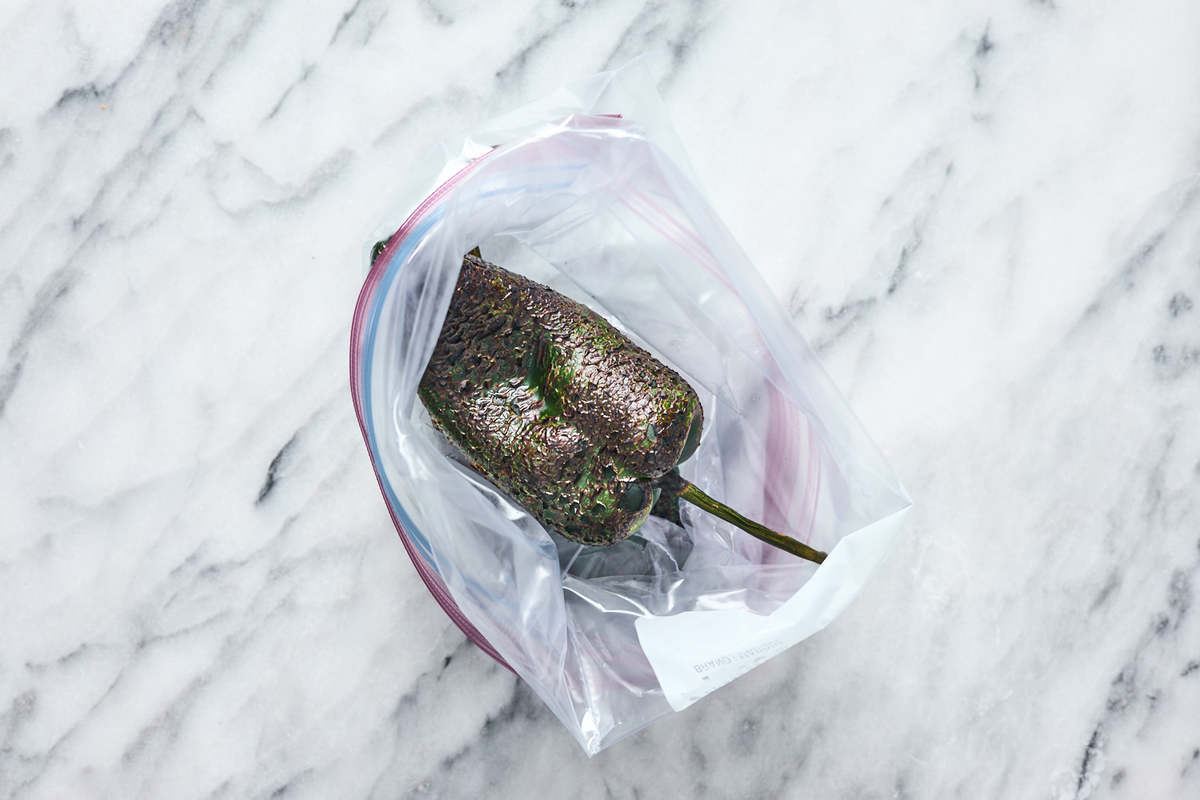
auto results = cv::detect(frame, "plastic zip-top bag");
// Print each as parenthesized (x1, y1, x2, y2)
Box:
(350, 62, 910, 755)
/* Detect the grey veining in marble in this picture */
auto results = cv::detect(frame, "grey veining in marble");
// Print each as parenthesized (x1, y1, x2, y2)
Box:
(2, 0, 1199, 797)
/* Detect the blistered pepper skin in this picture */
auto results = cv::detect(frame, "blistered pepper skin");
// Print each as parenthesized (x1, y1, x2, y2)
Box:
(416, 253, 702, 545)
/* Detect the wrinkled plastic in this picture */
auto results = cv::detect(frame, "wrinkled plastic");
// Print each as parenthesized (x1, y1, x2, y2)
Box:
(351, 62, 911, 755)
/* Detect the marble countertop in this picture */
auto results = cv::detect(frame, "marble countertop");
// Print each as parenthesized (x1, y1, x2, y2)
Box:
(3, 0, 1199, 797)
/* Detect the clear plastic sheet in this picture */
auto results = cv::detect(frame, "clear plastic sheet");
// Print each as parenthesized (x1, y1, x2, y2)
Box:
(351, 62, 910, 754)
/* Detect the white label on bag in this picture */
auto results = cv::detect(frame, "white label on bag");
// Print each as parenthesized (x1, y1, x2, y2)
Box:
(634, 508, 908, 711)
(635, 611, 794, 710)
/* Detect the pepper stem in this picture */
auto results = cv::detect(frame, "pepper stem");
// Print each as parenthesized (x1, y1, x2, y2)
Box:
(677, 481, 827, 565)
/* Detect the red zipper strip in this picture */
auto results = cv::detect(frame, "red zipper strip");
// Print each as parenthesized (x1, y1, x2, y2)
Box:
(349, 152, 513, 672)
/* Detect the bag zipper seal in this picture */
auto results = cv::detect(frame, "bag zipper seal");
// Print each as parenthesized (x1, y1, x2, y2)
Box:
(350, 152, 512, 672)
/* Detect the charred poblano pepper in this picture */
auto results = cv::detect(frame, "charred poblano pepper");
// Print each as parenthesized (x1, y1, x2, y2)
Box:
(384, 245, 825, 564)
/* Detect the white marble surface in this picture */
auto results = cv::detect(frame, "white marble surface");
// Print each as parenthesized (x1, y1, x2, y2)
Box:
(2, 0, 1199, 797)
